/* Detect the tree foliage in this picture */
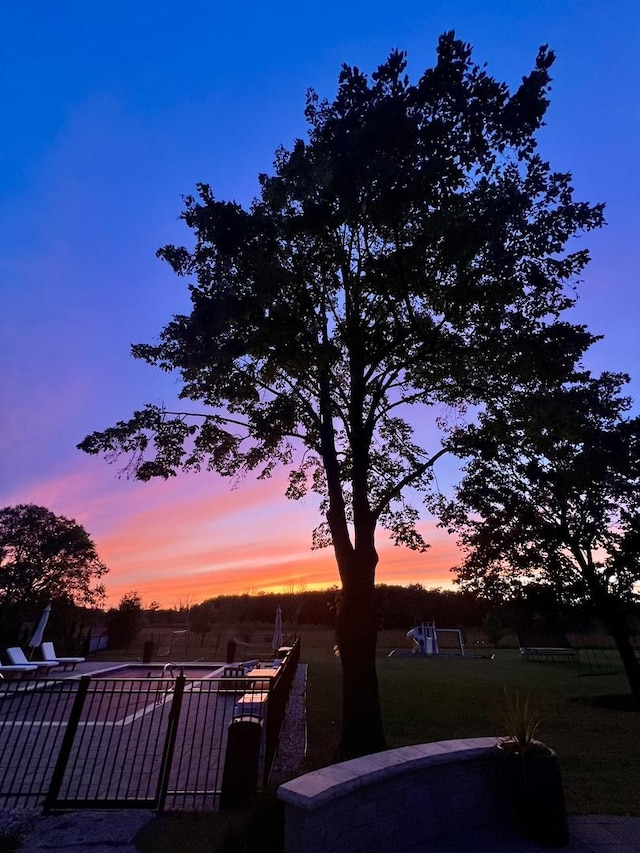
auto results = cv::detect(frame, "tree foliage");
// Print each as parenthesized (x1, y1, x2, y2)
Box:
(0, 504, 107, 612)
(188, 601, 216, 635)
(79, 34, 604, 755)
(441, 372, 640, 702)
(106, 591, 144, 649)
(189, 585, 488, 630)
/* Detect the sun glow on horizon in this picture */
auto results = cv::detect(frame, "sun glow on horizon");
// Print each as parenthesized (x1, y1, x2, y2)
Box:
(4, 460, 460, 609)
(100, 534, 460, 608)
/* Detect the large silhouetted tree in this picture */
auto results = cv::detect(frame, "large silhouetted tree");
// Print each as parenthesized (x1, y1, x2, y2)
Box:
(0, 504, 107, 642)
(441, 373, 640, 705)
(79, 34, 604, 757)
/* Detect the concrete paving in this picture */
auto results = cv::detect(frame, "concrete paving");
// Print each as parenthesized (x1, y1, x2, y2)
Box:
(568, 815, 640, 852)
(19, 809, 154, 852)
(429, 815, 640, 851)
(10, 811, 640, 852)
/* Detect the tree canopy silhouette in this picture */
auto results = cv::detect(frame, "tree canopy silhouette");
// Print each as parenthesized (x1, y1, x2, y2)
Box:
(79, 34, 604, 757)
(0, 504, 107, 640)
(441, 372, 640, 705)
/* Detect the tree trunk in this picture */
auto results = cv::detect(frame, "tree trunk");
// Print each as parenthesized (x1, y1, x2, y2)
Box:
(607, 616, 640, 709)
(318, 362, 386, 758)
(581, 561, 640, 709)
(335, 551, 387, 760)
(590, 582, 640, 708)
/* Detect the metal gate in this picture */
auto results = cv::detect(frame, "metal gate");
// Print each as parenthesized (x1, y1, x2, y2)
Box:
(43, 675, 182, 810)
(1, 672, 261, 811)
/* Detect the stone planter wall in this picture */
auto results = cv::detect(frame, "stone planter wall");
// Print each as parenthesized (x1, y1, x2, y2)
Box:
(277, 737, 514, 853)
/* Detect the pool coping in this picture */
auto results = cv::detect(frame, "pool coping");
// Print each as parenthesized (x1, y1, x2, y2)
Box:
(78, 662, 228, 680)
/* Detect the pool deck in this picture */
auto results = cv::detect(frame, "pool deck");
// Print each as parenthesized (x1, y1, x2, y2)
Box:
(0, 658, 272, 812)
(0, 659, 227, 683)
(48, 659, 228, 678)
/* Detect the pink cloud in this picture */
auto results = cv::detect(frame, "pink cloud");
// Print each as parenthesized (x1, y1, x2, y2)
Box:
(1, 456, 460, 608)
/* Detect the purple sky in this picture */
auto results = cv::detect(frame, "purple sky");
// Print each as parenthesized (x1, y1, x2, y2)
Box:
(1, 1, 638, 607)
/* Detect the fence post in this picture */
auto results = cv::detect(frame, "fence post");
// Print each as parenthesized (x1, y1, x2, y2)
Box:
(220, 718, 263, 810)
(156, 671, 186, 813)
(142, 640, 154, 663)
(43, 676, 91, 812)
(226, 639, 237, 663)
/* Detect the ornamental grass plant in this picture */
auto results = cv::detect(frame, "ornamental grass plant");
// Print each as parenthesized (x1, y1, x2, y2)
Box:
(496, 687, 547, 754)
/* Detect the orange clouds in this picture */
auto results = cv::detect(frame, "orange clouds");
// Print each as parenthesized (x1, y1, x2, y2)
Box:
(2, 457, 460, 608)
(104, 539, 459, 609)
(101, 502, 460, 608)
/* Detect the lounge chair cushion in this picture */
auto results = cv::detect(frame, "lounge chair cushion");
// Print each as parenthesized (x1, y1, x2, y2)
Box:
(0, 664, 39, 678)
(6, 646, 58, 671)
(41, 642, 84, 669)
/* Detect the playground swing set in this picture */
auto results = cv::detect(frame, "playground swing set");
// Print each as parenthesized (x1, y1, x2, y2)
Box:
(405, 621, 466, 656)
(392, 622, 624, 674)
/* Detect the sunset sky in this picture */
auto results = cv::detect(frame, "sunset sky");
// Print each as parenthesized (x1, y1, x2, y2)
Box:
(1, 2, 638, 608)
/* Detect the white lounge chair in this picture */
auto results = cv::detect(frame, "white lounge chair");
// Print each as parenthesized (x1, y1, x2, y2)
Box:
(6, 646, 58, 675)
(41, 642, 84, 670)
(0, 663, 39, 679)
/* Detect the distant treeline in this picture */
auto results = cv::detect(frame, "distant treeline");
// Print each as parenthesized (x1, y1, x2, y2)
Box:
(142, 583, 570, 633)
(140, 582, 638, 639)
(195, 585, 489, 631)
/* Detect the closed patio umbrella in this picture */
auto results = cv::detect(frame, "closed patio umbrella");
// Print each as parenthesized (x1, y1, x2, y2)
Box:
(272, 605, 283, 652)
(28, 603, 51, 658)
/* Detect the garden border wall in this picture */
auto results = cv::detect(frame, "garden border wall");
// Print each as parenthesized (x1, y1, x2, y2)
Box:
(277, 736, 513, 853)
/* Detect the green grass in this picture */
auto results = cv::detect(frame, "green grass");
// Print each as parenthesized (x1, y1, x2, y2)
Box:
(136, 627, 640, 852)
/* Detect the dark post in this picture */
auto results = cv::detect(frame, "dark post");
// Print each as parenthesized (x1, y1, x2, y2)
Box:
(226, 638, 237, 663)
(142, 639, 154, 663)
(157, 671, 186, 812)
(44, 676, 91, 811)
(220, 718, 263, 810)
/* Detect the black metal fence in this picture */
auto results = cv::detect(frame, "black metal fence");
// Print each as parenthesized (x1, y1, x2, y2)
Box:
(121, 630, 294, 660)
(0, 640, 300, 812)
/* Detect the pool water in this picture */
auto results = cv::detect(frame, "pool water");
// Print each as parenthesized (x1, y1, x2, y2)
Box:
(91, 664, 224, 679)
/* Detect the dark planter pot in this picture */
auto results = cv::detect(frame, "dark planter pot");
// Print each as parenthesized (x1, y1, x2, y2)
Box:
(501, 745, 569, 847)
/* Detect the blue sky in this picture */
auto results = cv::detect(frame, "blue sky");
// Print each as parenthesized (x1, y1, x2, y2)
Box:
(1, 1, 638, 606)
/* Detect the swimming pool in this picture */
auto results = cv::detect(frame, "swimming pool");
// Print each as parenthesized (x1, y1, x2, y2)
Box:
(89, 663, 226, 680)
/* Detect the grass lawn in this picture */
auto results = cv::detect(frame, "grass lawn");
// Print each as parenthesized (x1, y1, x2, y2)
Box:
(379, 653, 640, 816)
(304, 628, 640, 815)
(136, 626, 640, 852)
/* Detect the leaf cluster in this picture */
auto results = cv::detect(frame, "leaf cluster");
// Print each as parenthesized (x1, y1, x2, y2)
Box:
(497, 688, 545, 751)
